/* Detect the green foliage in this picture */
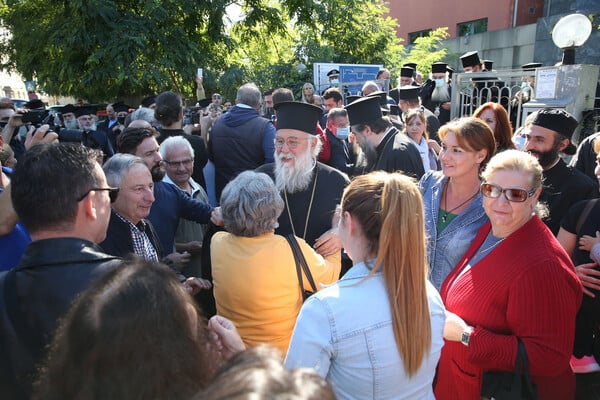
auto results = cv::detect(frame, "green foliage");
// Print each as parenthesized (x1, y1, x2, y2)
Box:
(403, 28, 450, 78)
(0, 0, 446, 102)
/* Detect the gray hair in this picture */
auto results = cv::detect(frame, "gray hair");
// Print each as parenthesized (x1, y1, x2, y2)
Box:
(103, 153, 148, 188)
(327, 107, 348, 121)
(361, 81, 379, 94)
(128, 107, 156, 126)
(235, 83, 262, 109)
(220, 171, 284, 237)
(159, 136, 194, 160)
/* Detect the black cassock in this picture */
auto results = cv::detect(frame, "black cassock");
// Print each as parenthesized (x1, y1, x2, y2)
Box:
(257, 162, 349, 246)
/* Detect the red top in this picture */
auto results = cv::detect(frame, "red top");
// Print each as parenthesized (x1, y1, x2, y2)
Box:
(435, 217, 582, 400)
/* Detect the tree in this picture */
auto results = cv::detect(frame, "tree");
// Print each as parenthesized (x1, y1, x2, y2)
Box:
(402, 27, 450, 79)
(0, 0, 289, 101)
(0, 0, 416, 102)
(294, 0, 405, 67)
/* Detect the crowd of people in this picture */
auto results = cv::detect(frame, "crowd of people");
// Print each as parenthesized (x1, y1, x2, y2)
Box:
(0, 50, 599, 400)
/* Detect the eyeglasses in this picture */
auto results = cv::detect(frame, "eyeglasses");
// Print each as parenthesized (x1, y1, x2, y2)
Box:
(212, 95, 221, 99)
(480, 183, 537, 203)
(274, 136, 309, 150)
(163, 158, 194, 168)
(77, 187, 120, 203)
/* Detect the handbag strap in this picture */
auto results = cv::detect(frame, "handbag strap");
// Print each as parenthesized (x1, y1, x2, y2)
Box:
(285, 235, 318, 294)
(515, 339, 538, 399)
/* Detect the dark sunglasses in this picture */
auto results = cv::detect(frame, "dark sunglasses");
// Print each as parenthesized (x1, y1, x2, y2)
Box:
(77, 187, 120, 203)
(480, 183, 536, 203)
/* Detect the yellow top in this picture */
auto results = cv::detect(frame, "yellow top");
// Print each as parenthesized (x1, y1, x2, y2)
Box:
(211, 231, 341, 355)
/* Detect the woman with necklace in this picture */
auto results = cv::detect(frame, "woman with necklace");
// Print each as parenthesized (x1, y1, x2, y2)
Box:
(418, 117, 496, 290)
(435, 150, 583, 400)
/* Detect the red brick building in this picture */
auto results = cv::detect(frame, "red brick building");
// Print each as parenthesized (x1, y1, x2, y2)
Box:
(388, 0, 544, 45)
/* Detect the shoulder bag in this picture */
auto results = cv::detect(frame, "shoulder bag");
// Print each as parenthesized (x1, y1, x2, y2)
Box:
(480, 339, 538, 400)
(285, 235, 317, 301)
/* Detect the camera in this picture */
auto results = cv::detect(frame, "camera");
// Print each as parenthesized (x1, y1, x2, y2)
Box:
(21, 110, 59, 132)
(21, 109, 50, 125)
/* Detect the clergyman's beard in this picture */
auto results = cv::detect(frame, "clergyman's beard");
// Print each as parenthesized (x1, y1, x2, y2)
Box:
(359, 139, 378, 168)
(274, 146, 315, 193)
(431, 85, 450, 103)
(529, 144, 560, 169)
(151, 162, 166, 182)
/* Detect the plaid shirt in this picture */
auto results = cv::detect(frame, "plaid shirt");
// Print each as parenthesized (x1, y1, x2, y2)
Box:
(114, 211, 159, 262)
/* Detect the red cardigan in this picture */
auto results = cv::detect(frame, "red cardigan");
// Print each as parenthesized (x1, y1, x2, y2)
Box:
(435, 217, 582, 400)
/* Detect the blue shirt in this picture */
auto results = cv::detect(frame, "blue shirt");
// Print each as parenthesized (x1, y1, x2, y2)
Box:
(285, 261, 445, 400)
(0, 166, 31, 271)
(419, 171, 488, 290)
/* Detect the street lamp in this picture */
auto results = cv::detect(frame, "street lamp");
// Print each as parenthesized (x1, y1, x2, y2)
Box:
(552, 13, 592, 65)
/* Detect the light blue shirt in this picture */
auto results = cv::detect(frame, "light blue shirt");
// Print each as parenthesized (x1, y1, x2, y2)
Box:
(285, 261, 445, 400)
(419, 171, 489, 290)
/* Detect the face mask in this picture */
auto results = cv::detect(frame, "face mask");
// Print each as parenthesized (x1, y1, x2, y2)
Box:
(435, 79, 445, 87)
(331, 79, 339, 85)
(336, 127, 350, 139)
(117, 116, 126, 125)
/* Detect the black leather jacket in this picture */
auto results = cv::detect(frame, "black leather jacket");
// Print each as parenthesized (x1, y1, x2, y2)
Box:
(0, 238, 121, 399)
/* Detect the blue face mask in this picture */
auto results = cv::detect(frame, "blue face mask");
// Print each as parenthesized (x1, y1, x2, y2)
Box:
(331, 79, 339, 85)
(435, 78, 445, 87)
(336, 126, 350, 139)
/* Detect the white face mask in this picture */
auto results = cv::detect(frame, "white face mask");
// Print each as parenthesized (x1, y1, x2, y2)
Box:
(435, 78, 445, 87)
(336, 127, 350, 139)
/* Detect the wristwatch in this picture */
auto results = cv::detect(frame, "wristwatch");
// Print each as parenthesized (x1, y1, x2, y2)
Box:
(460, 328, 472, 347)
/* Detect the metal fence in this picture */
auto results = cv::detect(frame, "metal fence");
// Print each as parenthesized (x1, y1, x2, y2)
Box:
(450, 69, 537, 130)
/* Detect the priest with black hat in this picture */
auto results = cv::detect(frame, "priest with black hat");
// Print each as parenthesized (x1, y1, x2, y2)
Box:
(345, 96, 424, 178)
(389, 66, 415, 104)
(62, 107, 114, 160)
(421, 61, 452, 126)
(523, 108, 597, 235)
(256, 101, 349, 259)
(460, 51, 483, 72)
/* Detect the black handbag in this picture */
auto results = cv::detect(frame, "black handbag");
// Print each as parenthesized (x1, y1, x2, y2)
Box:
(480, 339, 538, 400)
(285, 234, 318, 301)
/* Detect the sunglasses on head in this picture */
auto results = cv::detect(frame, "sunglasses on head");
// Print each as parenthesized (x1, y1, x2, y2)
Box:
(480, 183, 537, 203)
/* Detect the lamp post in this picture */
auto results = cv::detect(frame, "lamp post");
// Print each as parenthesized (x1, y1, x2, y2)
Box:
(551, 13, 592, 65)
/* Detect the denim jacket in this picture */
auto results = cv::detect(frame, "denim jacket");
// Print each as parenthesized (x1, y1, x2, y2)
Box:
(419, 171, 489, 290)
(285, 261, 445, 400)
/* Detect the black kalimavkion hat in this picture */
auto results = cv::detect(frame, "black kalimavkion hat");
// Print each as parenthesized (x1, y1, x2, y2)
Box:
(344, 96, 382, 126)
(274, 101, 323, 135)
(531, 108, 579, 155)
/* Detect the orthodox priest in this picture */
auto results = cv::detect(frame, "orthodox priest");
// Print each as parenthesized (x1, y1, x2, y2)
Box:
(345, 96, 424, 179)
(257, 101, 349, 253)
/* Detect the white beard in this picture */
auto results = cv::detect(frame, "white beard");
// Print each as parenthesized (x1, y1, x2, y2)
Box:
(274, 145, 316, 194)
(431, 85, 451, 103)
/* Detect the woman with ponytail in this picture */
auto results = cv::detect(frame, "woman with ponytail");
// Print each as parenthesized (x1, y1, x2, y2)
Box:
(285, 171, 445, 400)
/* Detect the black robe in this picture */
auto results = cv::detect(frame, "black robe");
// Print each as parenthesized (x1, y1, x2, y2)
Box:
(256, 162, 349, 246)
(370, 127, 425, 179)
(540, 158, 598, 235)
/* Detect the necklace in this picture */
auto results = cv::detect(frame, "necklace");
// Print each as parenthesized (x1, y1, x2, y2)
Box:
(441, 181, 479, 223)
(283, 171, 318, 239)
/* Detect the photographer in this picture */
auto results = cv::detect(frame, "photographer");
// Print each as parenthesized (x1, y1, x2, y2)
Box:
(1, 101, 53, 160)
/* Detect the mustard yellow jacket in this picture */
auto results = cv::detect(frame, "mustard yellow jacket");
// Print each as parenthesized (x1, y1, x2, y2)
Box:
(211, 231, 341, 355)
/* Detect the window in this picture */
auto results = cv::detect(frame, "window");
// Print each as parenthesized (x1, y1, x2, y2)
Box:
(457, 18, 488, 36)
(408, 29, 432, 44)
